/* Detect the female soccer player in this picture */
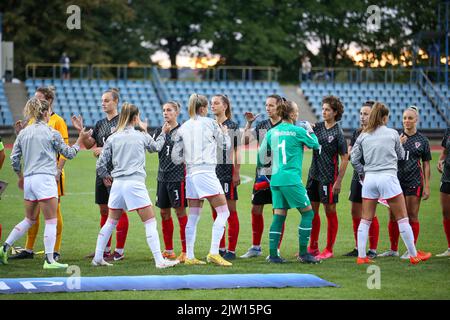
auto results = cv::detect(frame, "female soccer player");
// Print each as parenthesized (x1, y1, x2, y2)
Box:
(154, 101, 188, 262)
(351, 102, 431, 265)
(210, 94, 241, 261)
(171, 93, 232, 266)
(1, 98, 89, 268)
(11, 86, 69, 261)
(240, 94, 284, 259)
(436, 127, 450, 257)
(71, 88, 129, 261)
(379, 106, 431, 259)
(93, 103, 178, 269)
(258, 100, 321, 264)
(306, 96, 349, 260)
(344, 101, 379, 258)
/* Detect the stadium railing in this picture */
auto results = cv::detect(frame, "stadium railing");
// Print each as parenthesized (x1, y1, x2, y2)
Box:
(416, 69, 450, 123)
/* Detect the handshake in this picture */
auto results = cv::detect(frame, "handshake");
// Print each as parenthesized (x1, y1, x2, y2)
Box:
(298, 121, 314, 134)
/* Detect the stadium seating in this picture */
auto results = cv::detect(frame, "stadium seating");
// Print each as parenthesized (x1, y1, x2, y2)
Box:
(0, 84, 13, 126)
(300, 82, 448, 129)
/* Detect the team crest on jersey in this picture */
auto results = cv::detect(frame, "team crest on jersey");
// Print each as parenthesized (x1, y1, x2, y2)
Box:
(328, 135, 334, 143)
(415, 142, 421, 149)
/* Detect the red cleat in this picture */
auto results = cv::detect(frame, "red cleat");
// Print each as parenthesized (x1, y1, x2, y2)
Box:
(356, 257, 374, 264)
(410, 251, 432, 265)
(316, 248, 334, 260)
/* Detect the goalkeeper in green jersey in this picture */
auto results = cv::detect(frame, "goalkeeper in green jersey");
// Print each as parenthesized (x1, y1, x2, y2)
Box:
(257, 100, 321, 264)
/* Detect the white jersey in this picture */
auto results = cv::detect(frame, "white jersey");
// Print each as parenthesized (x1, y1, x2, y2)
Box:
(172, 115, 231, 176)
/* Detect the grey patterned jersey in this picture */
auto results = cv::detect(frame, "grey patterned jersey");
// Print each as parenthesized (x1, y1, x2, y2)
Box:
(216, 119, 241, 182)
(442, 128, 450, 183)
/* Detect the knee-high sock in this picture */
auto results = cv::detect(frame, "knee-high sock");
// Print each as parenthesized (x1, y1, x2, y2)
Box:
(212, 209, 226, 249)
(357, 219, 371, 258)
(185, 207, 201, 259)
(115, 211, 128, 251)
(309, 212, 321, 250)
(162, 216, 174, 251)
(409, 220, 420, 245)
(398, 218, 417, 257)
(269, 214, 286, 257)
(5, 218, 36, 250)
(298, 209, 314, 255)
(25, 213, 40, 251)
(100, 213, 112, 251)
(210, 205, 230, 255)
(326, 211, 338, 251)
(352, 216, 361, 248)
(44, 218, 57, 263)
(444, 218, 450, 248)
(144, 217, 164, 265)
(178, 215, 188, 253)
(94, 218, 118, 262)
(54, 202, 63, 253)
(278, 219, 285, 250)
(388, 219, 400, 251)
(369, 216, 379, 251)
(227, 211, 239, 252)
(251, 210, 264, 247)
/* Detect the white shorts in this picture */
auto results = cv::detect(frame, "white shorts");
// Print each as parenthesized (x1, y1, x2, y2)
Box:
(362, 173, 403, 200)
(24, 174, 58, 202)
(108, 179, 152, 212)
(186, 172, 224, 200)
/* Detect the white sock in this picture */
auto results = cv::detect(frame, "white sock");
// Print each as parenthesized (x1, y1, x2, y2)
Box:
(105, 246, 111, 253)
(357, 219, 371, 258)
(398, 218, 417, 257)
(144, 218, 164, 265)
(5, 218, 36, 249)
(185, 207, 201, 259)
(44, 218, 57, 263)
(94, 218, 118, 262)
(115, 248, 124, 255)
(210, 205, 230, 255)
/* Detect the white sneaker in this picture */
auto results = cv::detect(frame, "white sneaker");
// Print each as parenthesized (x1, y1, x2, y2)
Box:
(156, 258, 179, 269)
(377, 249, 399, 257)
(240, 247, 262, 258)
(400, 251, 410, 260)
(91, 259, 113, 266)
(436, 249, 450, 257)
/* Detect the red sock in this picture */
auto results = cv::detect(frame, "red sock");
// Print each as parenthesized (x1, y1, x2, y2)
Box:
(443, 218, 450, 248)
(161, 217, 174, 251)
(278, 221, 285, 250)
(178, 215, 188, 253)
(213, 209, 226, 249)
(388, 220, 399, 251)
(410, 220, 420, 245)
(352, 216, 361, 247)
(227, 211, 239, 252)
(251, 211, 264, 246)
(309, 212, 321, 250)
(115, 212, 129, 250)
(100, 213, 112, 249)
(325, 212, 338, 252)
(369, 216, 379, 250)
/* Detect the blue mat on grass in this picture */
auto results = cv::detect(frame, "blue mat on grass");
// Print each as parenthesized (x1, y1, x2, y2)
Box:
(0, 273, 338, 294)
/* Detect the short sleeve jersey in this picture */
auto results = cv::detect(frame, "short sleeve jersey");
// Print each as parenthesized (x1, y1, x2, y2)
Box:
(254, 119, 282, 175)
(216, 119, 241, 182)
(441, 128, 450, 183)
(91, 115, 119, 173)
(308, 121, 348, 183)
(397, 131, 432, 187)
(350, 129, 364, 181)
(153, 124, 186, 182)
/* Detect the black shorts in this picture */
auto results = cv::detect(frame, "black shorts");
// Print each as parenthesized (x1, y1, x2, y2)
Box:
(220, 180, 238, 200)
(156, 181, 187, 209)
(440, 181, 450, 194)
(95, 175, 110, 205)
(306, 178, 339, 204)
(349, 179, 362, 203)
(252, 176, 272, 205)
(401, 184, 423, 197)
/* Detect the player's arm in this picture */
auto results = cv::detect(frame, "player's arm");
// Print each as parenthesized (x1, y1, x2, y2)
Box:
(332, 130, 349, 194)
(51, 129, 86, 160)
(298, 124, 319, 150)
(233, 130, 241, 186)
(213, 121, 231, 150)
(171, 131, 184, 165)
(241, 112, 260, 145)
(96, 139, 113, 182)
(437, 129, 449, 173)
(10, 135, 24, 189)
(71, 114, 96, 149)
(55, 117, 70, 181)
(422, 140, 432, 200)
(144, 122, 170, 153)
(257, 134, 270, 169)
(350, 136, 365, 180)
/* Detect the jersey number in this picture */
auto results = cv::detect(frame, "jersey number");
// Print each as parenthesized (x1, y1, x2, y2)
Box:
(166, 146, 170, 156)
(405, 151, 409, 161)
(224, 183, 229, 193)
(174, 189, 179, 201)
(278, 140, 287, 165)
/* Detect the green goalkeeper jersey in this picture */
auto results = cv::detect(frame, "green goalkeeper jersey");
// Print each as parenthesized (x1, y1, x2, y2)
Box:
(257, 122, 320, 187)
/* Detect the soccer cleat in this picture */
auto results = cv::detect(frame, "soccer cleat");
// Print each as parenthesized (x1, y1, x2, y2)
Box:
(343, 248, 358, 257)
(409, 251, 432, 265)
(356, 257, 374, 264)
(436, 249, 450, 257)
(307, 247, 320, 257)
(316, 248, 333, 260)
(184, 257, 206, 265)
(297, 253, 321, 264)
(109, 251, 125, 261)
(91, 259, 113, 267)
(43, 260, 69, 269)
(85, 251, 111, 259)
(9, 250, 34, 260)
(219, 249, 227, 257)
(367, 250, 377, 259)
(223, 251, 236, 261)
(176, 252, 187, 263)
(400, 251, 410, 260)
(155, 258, 179, 269)
(207, 253, 233, 266)
(0, 248, 8, 265)
(266, 255, 287, 264)
(53, 252, 61, 262)
(162, 250, 177, 260)
(240, 247, 262, 258)
(377, 249, 399, 257)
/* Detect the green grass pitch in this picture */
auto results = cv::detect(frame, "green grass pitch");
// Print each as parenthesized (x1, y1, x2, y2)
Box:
(0, 149, 449, 300)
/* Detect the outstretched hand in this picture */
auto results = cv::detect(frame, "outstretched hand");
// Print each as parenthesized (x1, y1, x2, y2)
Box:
(244, 112, 261, 124)
(71, 115, 84, 132)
